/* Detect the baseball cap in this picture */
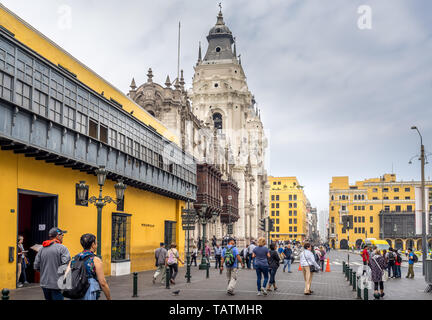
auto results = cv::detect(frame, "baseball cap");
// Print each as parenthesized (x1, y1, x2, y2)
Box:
(49, 227, 67, 237)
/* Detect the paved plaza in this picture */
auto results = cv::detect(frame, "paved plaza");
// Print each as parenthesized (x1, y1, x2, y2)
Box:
(7, 250, 432, 300)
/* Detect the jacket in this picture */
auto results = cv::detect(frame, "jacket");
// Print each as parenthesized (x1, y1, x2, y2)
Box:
(34, 241, 70, 289)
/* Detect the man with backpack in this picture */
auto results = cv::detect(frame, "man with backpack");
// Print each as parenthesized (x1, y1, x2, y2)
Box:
(33, 227, 70, 300)
(406, 248, 416, 279)
(386, 248, 396, 278)
(282, 244, 293, 273)
(220, 238, 244, 296)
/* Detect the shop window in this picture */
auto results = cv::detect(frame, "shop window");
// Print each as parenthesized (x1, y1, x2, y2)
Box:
(111, 213, 131, 261)
(164, 221, 177, 247)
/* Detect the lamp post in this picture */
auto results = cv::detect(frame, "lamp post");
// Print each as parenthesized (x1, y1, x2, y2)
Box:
(183, 189, 196, 283)
(411, 126, 428, 276)
(198, 204, 218, 270)
(76, 165, 126, 257)
(228, 194, 233, 236)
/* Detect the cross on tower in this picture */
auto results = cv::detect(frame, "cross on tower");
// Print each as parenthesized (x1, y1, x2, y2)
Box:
(218, 2, 222, 12)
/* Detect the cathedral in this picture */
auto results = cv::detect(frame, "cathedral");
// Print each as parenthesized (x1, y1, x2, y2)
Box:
(128, 8, 269, 247)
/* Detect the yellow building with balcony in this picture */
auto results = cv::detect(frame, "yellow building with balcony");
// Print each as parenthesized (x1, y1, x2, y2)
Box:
(329, 174, 432, 250)
(268, 176, 308, 243)
(0, 4, 196, 290)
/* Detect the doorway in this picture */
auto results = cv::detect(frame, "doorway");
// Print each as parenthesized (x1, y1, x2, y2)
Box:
(17, 190, 58, 286)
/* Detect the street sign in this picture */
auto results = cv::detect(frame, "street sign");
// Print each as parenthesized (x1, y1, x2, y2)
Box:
(182, 225, 195, 231)
(182, 209, 195, 214)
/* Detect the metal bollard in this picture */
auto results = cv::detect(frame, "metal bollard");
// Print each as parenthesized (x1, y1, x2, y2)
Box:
(349, 268, 353, 285)
(165, 267, 171, 289)
(345, 266, 349, 280)
(363, 287, 368, 301)
(357, 276, 361, 298)
(206, 262, 210, 279)
(1, 288, 9, 300)
(342, 261, 346, 273)
(352, 271, 356, 290)
(132, 272, 138, 297)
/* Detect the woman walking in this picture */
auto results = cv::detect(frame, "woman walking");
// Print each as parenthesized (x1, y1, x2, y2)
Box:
(68, 233, 111, 300)
(252, 237, 270, 296)
(369, 248, 387, 299)
(17, 235, 29, 287)
(267, 243, 280, 291)
(166, 243, 184, 285)
(300, 243, 321, 295)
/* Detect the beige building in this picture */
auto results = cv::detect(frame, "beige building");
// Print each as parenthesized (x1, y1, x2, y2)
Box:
(128, 9, 269, 246)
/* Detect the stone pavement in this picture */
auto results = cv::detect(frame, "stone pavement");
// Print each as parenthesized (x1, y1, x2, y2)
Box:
(7, 250, 432, 300)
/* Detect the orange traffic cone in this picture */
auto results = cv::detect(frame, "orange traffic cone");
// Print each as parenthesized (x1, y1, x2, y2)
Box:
(325, 258, 331, 272)
(298, 264, 302, 271)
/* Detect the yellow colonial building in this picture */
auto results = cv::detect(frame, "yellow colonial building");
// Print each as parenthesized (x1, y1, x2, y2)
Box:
(329, 174, 432, 250)
(0, 5, 197, 290)
(268, 176, 308, 243)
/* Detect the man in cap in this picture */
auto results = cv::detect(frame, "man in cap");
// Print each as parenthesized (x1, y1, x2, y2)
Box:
(34, 227, 70, 300)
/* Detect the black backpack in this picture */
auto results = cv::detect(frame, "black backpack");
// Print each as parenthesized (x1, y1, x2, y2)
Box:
(62, 254, 93, 299)
(388, 251, 395, 261)
(413, 253, 418, 263)
(396, 254, 402, 263)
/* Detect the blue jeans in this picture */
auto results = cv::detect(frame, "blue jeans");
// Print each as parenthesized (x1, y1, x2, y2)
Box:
(256, 265, 269, 291)
(395, 265, 401, 278)
(269, 267, 278, 284)
(247, 254, 252, 269)
(42, 288, 64, 300)
(283, 258, 291, 272)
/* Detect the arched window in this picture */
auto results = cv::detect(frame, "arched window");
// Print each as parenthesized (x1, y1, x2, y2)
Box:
(213, 112, 222, 130)
(148, 110, 155, 117)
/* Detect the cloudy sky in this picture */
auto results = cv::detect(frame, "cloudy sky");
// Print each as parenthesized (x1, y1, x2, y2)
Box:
(3, 0, 432, 225)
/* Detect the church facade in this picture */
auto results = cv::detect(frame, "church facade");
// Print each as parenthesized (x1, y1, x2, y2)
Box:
(129, 9, 269, 246)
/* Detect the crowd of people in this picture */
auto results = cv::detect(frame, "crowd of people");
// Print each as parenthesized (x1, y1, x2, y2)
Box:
(152, 236, 331, 296)
(360, 244, 418, 299)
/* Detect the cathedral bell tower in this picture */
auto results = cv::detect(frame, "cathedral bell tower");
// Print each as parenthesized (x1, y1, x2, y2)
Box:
(190, 7, 268, 246)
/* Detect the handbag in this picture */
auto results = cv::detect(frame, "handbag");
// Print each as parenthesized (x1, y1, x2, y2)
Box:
(372, 256, 388, 282)
(303, 251, 317, 272)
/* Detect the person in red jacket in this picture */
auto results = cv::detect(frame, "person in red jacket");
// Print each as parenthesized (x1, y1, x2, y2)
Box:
(361, 245, 370, 275)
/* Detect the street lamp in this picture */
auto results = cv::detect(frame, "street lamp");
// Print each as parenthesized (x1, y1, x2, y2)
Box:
(77, 165, 126, 257)
(198, 204, 211, 270)
(183, 188, 196, 283)
(411, 126, 428, 276)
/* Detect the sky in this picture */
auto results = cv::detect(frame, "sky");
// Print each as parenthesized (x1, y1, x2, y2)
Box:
(2, 0, 432, 224)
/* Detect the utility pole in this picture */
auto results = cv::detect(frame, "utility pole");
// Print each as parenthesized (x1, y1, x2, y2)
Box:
(411, 126, 428, 276)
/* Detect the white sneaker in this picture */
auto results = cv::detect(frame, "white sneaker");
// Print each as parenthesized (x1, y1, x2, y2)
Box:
(257, 291, 262, 296)
(261, 287, 268, 295)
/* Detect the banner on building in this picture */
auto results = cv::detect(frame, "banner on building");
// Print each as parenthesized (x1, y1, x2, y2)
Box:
(414, 186, 429, 235)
